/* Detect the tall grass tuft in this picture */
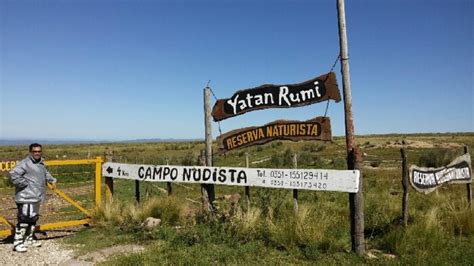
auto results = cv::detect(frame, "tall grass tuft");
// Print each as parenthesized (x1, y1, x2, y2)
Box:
(267, 204, 331, 250)
(378, 206, 450, 263)
(442, 201, 474, 237)
(92, 196, 186, 231)
(141, 196, 185, 226)
(228, 207, 263, 241)
(92, 200, 142, 230)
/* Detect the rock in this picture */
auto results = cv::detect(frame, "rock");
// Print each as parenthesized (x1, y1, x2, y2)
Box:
(366, 251, 378, 259)
(383, 253, 397, 259)
(142, 217, 161, 230)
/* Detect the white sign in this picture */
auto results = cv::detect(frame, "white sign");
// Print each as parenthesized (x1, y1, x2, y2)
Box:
(103, 162, 360, 193)
(409, 153, 472, 194)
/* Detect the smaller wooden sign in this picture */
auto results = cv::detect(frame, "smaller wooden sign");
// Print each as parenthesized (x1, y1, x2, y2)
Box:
(211, 72, 341, 121)
(217, 116, 332, 152)
(409, 153, 472, 194)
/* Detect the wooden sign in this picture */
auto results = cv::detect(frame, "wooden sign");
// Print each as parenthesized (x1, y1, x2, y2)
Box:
(211, 72, 341, 121)
(217, 116, 332, 152)
(409, 153, 472, 194)
(103, 162, 360, 193)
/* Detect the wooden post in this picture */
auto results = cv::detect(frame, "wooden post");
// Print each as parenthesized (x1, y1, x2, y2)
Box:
(245, 152, 250, 209)
(465, 146, 472, 208)
(164, 160, 172, 196)
(135, 180, 140, 203)
(203, 86, 216, 212)
(400, 148, 409, 226)
(293, 153, 299, 213)
(167, 182, 173, 196)
(104, 148, 114, 203)
(337, 0, 365, 255)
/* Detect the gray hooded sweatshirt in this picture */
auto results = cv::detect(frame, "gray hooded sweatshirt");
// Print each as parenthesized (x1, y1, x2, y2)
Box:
(9, 155, 57, 203)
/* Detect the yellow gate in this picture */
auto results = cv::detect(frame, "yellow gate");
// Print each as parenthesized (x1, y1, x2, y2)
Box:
(0, 157, 103, 237)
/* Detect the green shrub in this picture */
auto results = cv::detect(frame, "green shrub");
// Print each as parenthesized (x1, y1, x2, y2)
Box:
(0, 175, 13, 188)
(370, 159, 382, 167)
(302, 143, 326, 152)
(270, 154, 281, 167)
(332, 157, 346, 169)
(180, 152, 197, 166)
(418, 149, 458, 168)
(282, 148, 294, 167)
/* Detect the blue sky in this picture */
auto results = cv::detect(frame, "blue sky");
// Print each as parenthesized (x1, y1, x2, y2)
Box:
(1, 0, 472, 140)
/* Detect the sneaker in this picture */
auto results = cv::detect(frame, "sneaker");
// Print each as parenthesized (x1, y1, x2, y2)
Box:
(13, 225, 28, 252)
(13, 242, 28, 252)
(25, 236, 42, 248)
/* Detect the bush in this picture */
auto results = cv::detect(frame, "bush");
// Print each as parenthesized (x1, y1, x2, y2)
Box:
(254, 188, 288, 218)
(271, 142, 283, 148)
(302, 143, 326, 152)
(181, 152, 197, 166)
(282, 148, 294, 167)
(331, 157, 346, 169)
(0, 175, 13, 188)
(370, 159, 382, 167)
(418, 149, 457, 168)
(270, 154, 281, 167)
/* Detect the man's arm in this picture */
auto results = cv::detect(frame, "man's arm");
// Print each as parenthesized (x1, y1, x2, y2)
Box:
(45, 169, 57, 184)
(9, 161, 28, 189)
(45, 168, 57, 189)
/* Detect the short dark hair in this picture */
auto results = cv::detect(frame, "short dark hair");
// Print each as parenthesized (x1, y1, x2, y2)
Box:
(29, 143, 42, 151)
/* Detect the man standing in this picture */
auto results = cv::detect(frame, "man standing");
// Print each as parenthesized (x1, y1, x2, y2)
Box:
(9, 143, 57, 252)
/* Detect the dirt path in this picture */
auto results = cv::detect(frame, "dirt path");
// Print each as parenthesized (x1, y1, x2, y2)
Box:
(0, 229, 144, 265)
(0, 230, 83, 265)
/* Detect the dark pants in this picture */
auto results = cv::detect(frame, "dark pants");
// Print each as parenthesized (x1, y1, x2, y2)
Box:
(16, 203, 40, 226)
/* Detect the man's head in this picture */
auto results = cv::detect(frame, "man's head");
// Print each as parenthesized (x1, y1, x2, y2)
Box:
(29, 143, 43, 161)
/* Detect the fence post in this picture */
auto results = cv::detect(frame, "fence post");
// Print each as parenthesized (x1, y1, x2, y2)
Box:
(200, 150, 214, 212)
(166, 160, 173, 196)
(94, 156, 103, 209)
(400, 148, 409, 226)
(293, 153, 298, 213)
(202, 87, 215, 212)
(135, 180, 140, 203)
(104, 148, 114, 202)
(245, 152, 250, 210)
(348, 147, 364, 254)
(465, 146, 472, 209)
(167, 182, 173, 196)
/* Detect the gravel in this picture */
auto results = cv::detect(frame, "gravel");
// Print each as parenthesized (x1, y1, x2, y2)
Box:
(0, 239, 87, 265)
(0, 230, 144, 265)
(0, 229, 93, 266)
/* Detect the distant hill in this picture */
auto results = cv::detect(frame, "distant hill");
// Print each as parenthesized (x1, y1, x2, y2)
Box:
(0, 138, 202, 146)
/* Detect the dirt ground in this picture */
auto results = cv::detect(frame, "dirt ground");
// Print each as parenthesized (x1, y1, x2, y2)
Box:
(0, 229, 144, 265)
